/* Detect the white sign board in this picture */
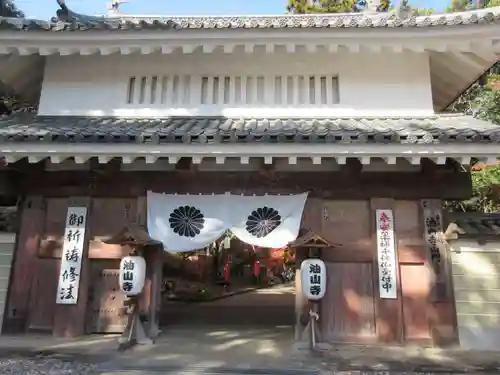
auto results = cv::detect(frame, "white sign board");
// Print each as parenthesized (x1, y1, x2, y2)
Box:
(56, 206, 87, 304)
(376, 209, 398, 299)
(119, 256, 147, 296)
(300, 259, 326, 301)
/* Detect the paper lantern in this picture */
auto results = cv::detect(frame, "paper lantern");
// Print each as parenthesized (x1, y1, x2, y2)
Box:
(300, 259, 326, 301)
(119, 256, 146, 296)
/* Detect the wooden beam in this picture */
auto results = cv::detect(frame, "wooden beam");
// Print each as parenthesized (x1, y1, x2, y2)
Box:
(258, 158, 276, 180)
(340, 157, 362, 175)
(4, 196, 45, 333)
(18, 171, 473, 200)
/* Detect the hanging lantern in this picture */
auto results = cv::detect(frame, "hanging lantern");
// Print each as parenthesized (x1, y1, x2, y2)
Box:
(119, 256, 146, 296)
(300, 259, 326, 301)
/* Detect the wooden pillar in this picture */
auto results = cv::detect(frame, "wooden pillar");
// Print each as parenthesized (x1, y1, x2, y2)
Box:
(370, 198, 403, 343)
(135, 195, 161, 338)
(421, 199, 458, 346)
(294, 247, 307, 342)
(4, 196, 44, 333)
(136, 197, 151, 316)
(52, 197, 92, 337)
(294, 198, 322, 344)
(147, 247, 162, 339)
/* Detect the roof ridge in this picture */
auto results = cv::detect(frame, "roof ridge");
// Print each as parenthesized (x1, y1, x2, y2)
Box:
(436, 113, 467, 117)
(0, 115, 499, 146)
(110, 6, 500, 21)
(3, 4, 500, 29)
(1, 113, 450, 120)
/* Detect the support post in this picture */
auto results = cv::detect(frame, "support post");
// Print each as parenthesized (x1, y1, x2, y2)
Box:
(5, 196, 44, 333)
(147, 246, 162, 339)
(118, 297, 153, 349)
(309, 302, 320, 352)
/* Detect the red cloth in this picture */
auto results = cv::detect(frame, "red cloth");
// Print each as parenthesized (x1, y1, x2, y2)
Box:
(223, 262, 230, 282)
(253, 260, 260, 277)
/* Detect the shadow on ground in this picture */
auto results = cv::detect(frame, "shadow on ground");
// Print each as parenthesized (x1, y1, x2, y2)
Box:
(1, 330, 500, 374)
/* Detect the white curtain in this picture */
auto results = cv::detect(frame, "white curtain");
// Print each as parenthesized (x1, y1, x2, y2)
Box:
(228, 194, 308, 248)
(147, 192, 229, 252)
(147, 191, 308, 253)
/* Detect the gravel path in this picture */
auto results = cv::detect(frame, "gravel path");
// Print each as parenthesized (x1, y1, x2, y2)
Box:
(0, 354, 106, 375)
(0, 355, 496, 375)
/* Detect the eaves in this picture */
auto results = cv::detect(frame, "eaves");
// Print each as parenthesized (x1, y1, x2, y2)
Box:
(0, 23, 499, 45)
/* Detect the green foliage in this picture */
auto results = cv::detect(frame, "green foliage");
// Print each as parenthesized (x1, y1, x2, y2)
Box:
(445, 0, 470, 12)
(447, 61, 500, 213)
(414, 7, 435, 15)
(448, 64, 500, 123)
(475, 88, 500, 124)
(286, 0, 392, 13)
(457, 166, 500, 213)
(287, 0, 360, 13)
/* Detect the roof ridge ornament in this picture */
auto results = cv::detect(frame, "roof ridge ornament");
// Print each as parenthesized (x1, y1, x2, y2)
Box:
(2, 4, 500, 30)
(55, 0, 108, 23)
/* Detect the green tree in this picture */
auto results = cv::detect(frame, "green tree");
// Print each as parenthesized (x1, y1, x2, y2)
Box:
(287, 0, 360, 13)
(413, 7, 435, 14)
(287, 0, 392, 13)
(446, 62, 500, 212)
(445, 0, 469, 12)
(1, 0, 26, 115)
(446, 165, 500, 213)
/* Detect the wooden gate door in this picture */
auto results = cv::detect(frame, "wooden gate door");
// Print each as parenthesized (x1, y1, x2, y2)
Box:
(86, 260, 127, 333)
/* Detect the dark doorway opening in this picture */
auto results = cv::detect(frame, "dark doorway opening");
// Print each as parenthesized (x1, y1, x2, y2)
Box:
(158, 235, 296, 327)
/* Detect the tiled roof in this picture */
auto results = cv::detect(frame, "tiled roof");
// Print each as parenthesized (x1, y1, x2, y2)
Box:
(1, 6, 500, 32)
(445, 213, 500, 240)
(0, 113, 499, 144)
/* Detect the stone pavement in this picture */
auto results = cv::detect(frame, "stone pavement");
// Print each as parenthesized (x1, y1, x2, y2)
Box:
(162, 283, 296, 326)
(1, 328, 500, 374)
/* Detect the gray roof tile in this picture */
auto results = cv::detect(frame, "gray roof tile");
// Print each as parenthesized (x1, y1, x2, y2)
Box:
(445, 213, 500, 240)
(1, 6, 500, 32)
(0, 113, 499, 145)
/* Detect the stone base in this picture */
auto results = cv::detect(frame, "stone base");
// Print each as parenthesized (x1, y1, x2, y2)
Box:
(292, 341, 332, 352)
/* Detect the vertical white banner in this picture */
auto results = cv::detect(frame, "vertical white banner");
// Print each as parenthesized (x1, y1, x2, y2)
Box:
(56, 206, 87, 305)
(376, 209, 398, 299)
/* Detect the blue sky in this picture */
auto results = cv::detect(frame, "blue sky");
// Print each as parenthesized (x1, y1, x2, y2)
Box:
(18, 0, 447, 20)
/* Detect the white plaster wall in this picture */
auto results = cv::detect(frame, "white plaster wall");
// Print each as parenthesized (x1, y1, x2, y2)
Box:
(450, 240, 500, 351)
(38, 50, 434, 118)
